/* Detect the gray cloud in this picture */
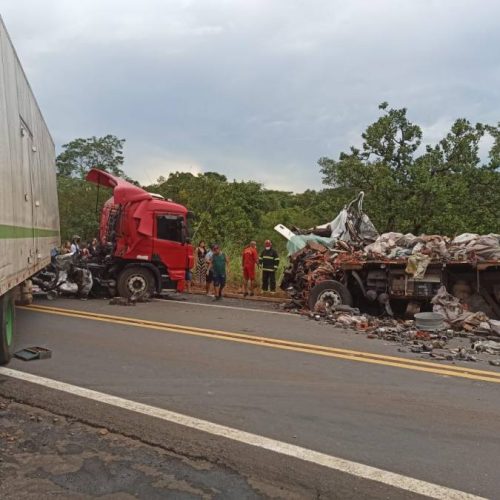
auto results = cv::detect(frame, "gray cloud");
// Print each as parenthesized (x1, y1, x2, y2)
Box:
(2, 0, 499, 190)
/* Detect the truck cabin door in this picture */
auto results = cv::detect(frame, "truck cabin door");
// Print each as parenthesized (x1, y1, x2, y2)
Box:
(153, 214, 188, 279)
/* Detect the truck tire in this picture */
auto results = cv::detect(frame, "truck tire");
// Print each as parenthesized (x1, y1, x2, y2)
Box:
(308, 280, 353, 311)
(117, 267, 155, 299)
(0, 292, 16, 365)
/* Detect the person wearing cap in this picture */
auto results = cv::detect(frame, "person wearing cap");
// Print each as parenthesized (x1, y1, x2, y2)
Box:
(207, 244, 229, 300)
(242, 240, 258, 297)
(259, 240, 279, 293)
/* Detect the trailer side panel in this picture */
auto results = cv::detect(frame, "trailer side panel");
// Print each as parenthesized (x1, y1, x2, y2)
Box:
(0, 17, 59, 297)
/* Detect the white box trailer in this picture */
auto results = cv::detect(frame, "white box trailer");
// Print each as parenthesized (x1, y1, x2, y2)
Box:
(0, 17, 59, 363)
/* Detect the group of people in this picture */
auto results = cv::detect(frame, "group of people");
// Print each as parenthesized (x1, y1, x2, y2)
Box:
(58, 235, 280, 301)
(60, 235, 99, 259)
(191, 239, 279, 300)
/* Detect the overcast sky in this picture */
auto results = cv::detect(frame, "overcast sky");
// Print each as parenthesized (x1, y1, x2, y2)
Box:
(2, 0, 499, 190)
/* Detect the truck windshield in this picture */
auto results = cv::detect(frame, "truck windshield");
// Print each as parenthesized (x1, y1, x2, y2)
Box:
(157, 215, 183, 243)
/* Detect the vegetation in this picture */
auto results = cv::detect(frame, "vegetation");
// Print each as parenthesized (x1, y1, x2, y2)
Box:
(56, 135, 126, 178)
(55, 104, 500, 284)
(319, 103, 500, 235)
(55, 136, 120, 242)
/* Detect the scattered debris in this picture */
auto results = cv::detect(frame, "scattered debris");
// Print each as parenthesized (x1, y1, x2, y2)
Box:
(275, 192, 500, 325)
(298, 299, 500, 365)
(109, 297, 136, 306)
(414, 312, 445, 331)
(109, 293, 152, 306)
(14, 346, 52, 361)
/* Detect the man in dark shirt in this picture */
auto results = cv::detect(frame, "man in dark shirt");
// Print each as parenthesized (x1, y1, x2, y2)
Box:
(259, 240, 279, 292)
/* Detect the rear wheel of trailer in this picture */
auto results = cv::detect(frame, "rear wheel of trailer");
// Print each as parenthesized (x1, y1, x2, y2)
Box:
(0, 291, 16, 365)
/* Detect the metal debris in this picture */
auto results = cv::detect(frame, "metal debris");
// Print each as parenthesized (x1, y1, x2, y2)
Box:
(14, 347, 52, 361)
(276, 193, 500, 326)
(302, 306, 500, 364)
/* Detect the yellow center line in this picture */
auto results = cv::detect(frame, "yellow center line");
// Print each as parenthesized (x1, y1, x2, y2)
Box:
(19, 304, 500, 384)
(23, 304, 500, 377)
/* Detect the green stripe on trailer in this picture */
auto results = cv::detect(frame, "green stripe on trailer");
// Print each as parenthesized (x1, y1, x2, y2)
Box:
(0, 224, 59, 239)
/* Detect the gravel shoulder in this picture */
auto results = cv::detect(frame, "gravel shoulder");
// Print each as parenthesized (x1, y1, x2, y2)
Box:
(0, 396, 293, 500)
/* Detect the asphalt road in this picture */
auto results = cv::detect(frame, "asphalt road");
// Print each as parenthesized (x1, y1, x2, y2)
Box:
(1, 294, 500, 499)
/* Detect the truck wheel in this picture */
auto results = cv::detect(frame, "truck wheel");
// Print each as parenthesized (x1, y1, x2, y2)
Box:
(0, 292, 16, 365)
(117, 267, 155, 299)
(308, 280, 353, 311)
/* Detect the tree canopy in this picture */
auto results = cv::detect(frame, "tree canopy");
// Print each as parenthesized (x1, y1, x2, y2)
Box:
(55, 135, 124, 241)
(56, 135, 125, 178)
(55, 107, 500, 246)
(319, 103, 500, 234)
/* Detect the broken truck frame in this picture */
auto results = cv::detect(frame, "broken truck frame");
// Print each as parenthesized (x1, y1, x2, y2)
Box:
(281, 244, 500, 317)
(275, 194, 500, 317)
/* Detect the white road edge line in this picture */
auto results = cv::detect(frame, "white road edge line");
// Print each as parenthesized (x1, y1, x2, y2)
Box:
(0, 367, 483, 500)
(155, 298, 293, 316)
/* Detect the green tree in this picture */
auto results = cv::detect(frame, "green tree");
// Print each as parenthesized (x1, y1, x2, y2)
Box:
(57, 177, 110, 242)
(56, 135, 125, 178)
(486, 123, 500, 169)
(319, 103, 500, 235)
(56, 134, 124, 241)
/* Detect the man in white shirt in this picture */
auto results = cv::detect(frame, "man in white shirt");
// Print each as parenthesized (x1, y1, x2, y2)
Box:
(70, 235, 81, 255)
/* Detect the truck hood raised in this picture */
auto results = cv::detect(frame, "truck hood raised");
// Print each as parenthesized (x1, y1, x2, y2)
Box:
(86, 168, 152, 205)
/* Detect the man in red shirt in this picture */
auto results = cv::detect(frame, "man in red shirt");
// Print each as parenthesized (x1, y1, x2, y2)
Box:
(242, 240, 258, 297)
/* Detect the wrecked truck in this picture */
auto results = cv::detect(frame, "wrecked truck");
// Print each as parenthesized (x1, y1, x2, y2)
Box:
(82, 169, 194, 298)
(275, 193, 500, 318)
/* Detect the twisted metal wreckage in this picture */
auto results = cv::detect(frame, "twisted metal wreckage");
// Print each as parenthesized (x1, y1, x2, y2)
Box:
(275, 193, 500, 339)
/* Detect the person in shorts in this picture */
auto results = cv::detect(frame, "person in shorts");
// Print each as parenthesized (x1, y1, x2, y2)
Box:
(208, 245, 229, 301)
(185, 268, 192, 293)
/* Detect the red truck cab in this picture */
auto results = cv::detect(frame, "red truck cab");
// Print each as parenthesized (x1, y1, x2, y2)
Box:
(86, 169, 194, 298)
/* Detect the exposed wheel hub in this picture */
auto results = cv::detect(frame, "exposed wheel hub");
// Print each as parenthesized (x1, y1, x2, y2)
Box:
(128, 275, 147, 294)
(317, 289, 342, 306)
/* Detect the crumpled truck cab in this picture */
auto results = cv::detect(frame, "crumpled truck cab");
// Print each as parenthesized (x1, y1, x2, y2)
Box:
(86, 169, 194, 298)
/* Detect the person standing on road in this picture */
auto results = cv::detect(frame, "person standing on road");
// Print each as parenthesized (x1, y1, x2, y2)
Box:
(242, 240, 258, 297)
(195, 241, 208, 285)
(184, 268, 193, 293)
(260, 239, 279, 293)
(208, 245, 229, 301)
(205, 245, 215, 296)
